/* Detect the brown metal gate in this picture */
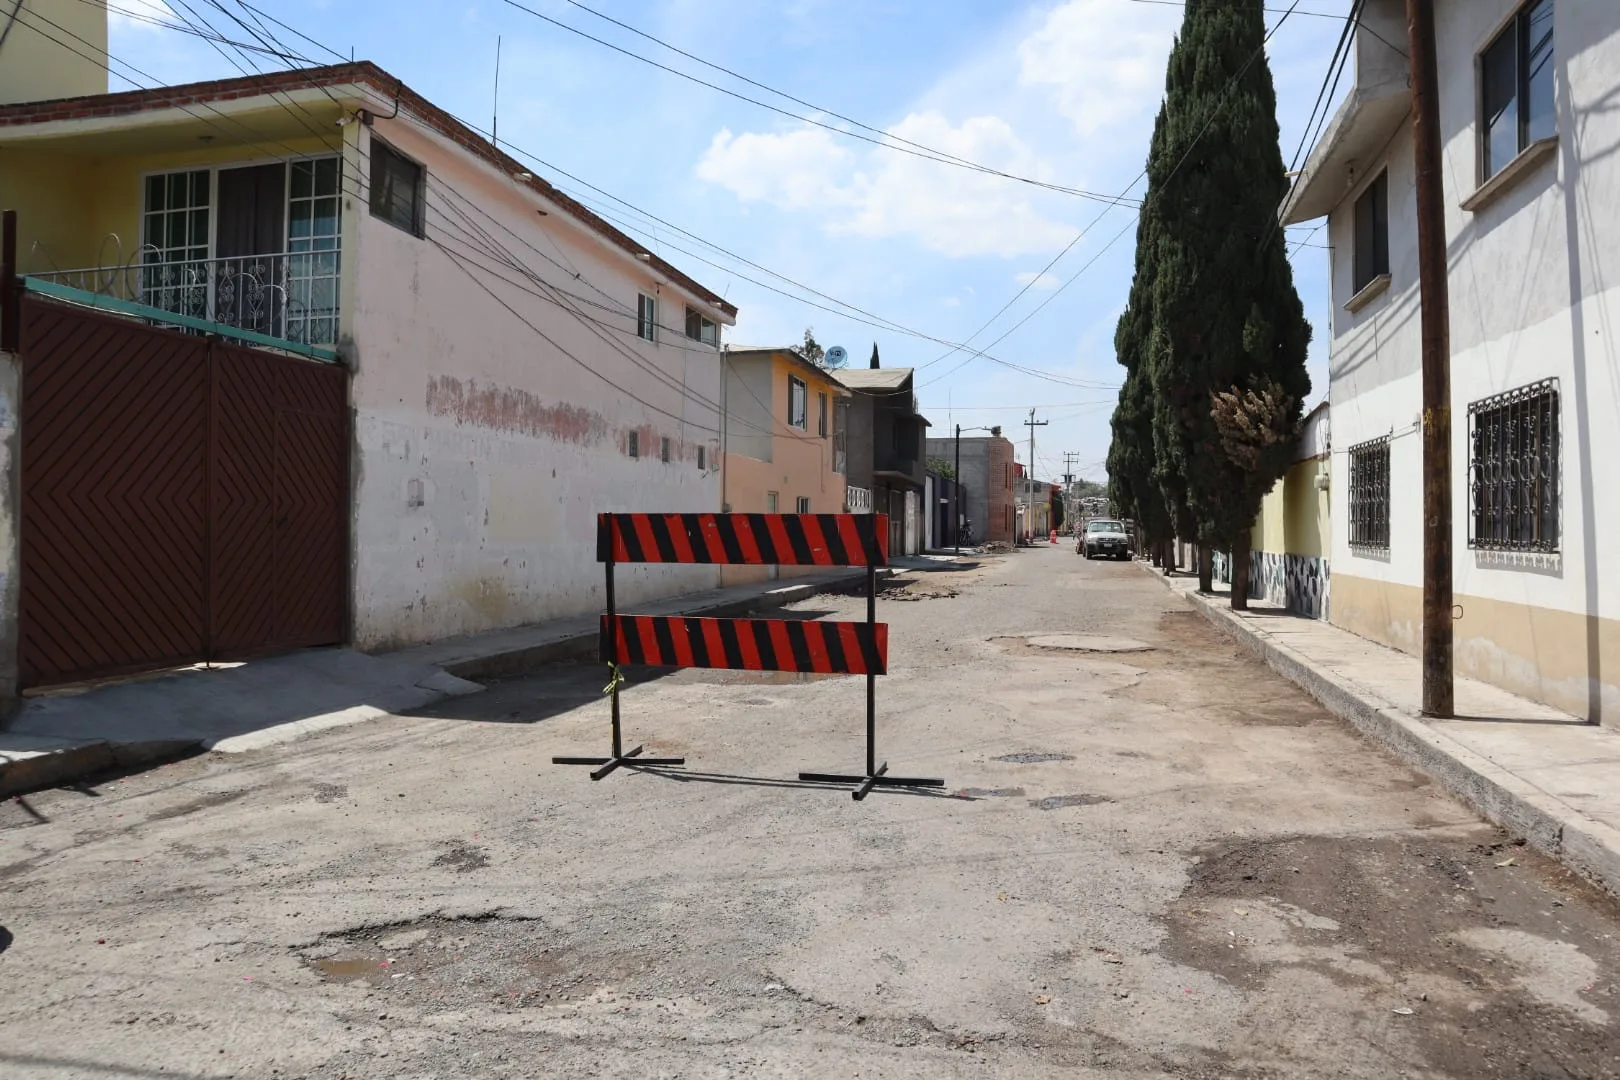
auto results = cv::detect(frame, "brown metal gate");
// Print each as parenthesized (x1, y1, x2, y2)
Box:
(18, 296, 349, 688)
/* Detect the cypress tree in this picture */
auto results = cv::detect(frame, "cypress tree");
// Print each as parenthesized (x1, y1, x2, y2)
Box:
(1107, 107, 1175, 567)
(1146, 0, 1311, 606)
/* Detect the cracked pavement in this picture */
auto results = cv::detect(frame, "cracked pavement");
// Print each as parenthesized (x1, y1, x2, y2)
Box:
(2, 547, 1617, 1078)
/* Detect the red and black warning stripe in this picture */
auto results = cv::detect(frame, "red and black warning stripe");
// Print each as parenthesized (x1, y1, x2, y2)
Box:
(601, 614, 887, 675)
(596, 513, 889, 567)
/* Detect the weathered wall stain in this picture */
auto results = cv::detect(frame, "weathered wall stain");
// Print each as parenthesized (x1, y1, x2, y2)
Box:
(426, 375, 610, 445)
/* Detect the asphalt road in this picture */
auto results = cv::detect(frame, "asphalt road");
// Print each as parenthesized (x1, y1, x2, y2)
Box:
(2, 546, 1617, 1079)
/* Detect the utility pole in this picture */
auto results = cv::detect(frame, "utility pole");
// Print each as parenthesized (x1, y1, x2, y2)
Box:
(954, 425, 962, 556)
(1407, 0, 1453, 718)
(1023, 408, 1047, 540)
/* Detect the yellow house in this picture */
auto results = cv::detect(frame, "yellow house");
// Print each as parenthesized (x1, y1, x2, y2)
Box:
(1222, 402, 1332, 617)
(720, 347, 849, 584)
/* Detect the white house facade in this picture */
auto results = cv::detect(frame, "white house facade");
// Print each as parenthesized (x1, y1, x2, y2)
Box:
(1283, 0, 1620, 724)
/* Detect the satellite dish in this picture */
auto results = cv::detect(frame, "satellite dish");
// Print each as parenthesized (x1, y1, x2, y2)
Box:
(824, 345, 848, 369)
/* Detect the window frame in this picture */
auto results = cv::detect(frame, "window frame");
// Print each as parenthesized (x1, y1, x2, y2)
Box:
(628, 431, 640, 459)
(1468, 379, 1560, 554)
(1478, 0, 1556, 183)
(696, 445, 706, 471)
(636, 293, 657, 342)
(817, 391, 829, 438)
(1352, 171, 1389, 296)
(684, 305, 719, 346)
(660, 437, 671, 464)
(369, 138, 426, 238)
(767, 491, 779, 513)
(787, 375, 809, 430)
(1348, 436, 1391, 553)
(796, 496, 811, 514)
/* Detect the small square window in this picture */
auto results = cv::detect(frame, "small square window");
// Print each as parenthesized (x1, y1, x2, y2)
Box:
(684, 305, 719, 346)
(628, 431, 640, 459)
(1469, 380, 1559, 552)
(1353, 172, 1389, 295)
(370, 139, 425, 237)
(637, 294, 657, 342)
(1349, 437, 1390, 551)
(796, 496, 811, 514)
(1479, 0, 1556, 181)
(788, 376, 808, 430)
(660, 437, 671, 463)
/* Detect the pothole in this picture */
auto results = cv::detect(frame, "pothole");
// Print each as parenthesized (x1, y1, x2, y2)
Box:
(1022, 634, 1153, 653)
(993, 752, 1075, 764)
(1030, 794, 1112, 810)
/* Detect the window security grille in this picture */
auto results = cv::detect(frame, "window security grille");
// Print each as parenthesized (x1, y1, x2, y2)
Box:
(1348, 436, 1390, 551)
(1468, 379, 1559, 553)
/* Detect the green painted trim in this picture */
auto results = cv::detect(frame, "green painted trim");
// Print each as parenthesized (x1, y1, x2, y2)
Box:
(19, 276, 340, 363)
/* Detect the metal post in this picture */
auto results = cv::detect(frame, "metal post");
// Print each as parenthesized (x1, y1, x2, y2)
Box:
(607, 554, 622, 760)
(1407, 0, 1454, 718)
(866, 562, 877, 777)
(953, 425, 962, 555)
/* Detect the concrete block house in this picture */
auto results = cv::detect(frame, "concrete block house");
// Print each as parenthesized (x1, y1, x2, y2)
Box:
(1282, 0, 1619, 722)
(0, 5, 735, 701)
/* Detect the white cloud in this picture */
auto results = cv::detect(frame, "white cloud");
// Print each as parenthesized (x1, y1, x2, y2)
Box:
(696, 111, 1073, 259)
(1017, 0, 1178, 136)
(1015, 271, 1059, 289)
(109, 0, 180, 32)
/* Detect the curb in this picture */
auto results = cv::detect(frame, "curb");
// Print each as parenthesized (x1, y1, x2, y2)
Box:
(1152, 566, 1620, 897)
(439, 570, 881, 682)
(1, 738, 200, 799)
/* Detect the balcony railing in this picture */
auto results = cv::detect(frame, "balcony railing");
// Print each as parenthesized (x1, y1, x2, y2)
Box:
(27, 247, 339, 353)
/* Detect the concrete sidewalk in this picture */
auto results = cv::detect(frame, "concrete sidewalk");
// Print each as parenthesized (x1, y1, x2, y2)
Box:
(1151, 565, 1620, 896)
(0, 564, 895, 796)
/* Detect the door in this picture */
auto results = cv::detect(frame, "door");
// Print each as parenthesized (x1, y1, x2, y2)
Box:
(215, 164, 286, 337)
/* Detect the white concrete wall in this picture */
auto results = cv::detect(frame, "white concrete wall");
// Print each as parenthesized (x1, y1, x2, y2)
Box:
(345, 115, 729, 650)
(1325, 0, 1620, 628)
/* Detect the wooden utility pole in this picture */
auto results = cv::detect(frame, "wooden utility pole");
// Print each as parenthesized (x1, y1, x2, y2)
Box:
(1407, 0, 1453, 717)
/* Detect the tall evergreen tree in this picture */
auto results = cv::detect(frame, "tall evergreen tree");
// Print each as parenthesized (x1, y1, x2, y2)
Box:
(1108, 107, 1175, 565)
(1146, 0, 1311, 606)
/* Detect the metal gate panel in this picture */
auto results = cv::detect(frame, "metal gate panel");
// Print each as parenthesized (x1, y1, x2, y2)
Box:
(210, 341, 347, 656)
(19, 297, 210, 685)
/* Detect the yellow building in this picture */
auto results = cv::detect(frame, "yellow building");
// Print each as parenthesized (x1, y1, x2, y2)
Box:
(720, 347, 849, 584)
(1222, 402, 1332, 617)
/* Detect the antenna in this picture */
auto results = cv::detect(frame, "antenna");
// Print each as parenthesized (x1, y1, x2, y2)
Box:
(492, 35, 502, 147)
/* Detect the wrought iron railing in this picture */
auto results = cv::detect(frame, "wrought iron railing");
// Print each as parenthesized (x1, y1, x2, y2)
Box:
(27, 247, 339, 348)
(1348, 435, 1390, 551)
(1468, 379, 1560, 553)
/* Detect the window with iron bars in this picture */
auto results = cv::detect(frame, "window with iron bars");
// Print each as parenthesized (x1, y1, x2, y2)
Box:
(1469, 379, 1559, 553)
(1348, 436, 1390, 551)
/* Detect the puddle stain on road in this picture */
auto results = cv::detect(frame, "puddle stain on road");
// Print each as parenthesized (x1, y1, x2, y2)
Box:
(993, 753, 1075, 764)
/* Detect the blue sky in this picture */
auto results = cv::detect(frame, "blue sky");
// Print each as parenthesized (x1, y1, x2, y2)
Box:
(111, 0, 1350, 486)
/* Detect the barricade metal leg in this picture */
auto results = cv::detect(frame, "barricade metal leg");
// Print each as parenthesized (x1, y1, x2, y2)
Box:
(552, 554, 684, 780)
(799, 564, 944, 800)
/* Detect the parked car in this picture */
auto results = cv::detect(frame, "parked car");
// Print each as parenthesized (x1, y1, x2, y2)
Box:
(1080, 519, 1131, 560)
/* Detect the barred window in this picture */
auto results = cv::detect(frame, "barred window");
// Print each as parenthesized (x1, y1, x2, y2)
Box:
(1469, 380, 1559, 552)
(1349, 437, 1390, 551)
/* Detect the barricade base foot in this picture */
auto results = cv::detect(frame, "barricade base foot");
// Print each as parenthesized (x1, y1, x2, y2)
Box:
(552, 745, 686, 780)
(798, 763, 946, 801)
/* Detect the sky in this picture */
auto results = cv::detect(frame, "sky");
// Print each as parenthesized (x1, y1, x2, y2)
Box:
(107, 0, 1352, 487)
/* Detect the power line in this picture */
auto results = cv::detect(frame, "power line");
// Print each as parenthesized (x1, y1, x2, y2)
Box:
(497, 0, 1139, 209)
(915, 1, 1308, 382)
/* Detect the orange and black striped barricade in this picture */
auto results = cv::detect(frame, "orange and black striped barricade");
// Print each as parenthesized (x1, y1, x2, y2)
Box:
(552, 513, 944, 799)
